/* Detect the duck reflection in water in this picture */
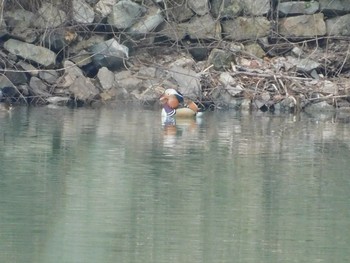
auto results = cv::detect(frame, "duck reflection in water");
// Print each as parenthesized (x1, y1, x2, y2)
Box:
(162, 115, 200, 151)
(0, 90, 13, 112)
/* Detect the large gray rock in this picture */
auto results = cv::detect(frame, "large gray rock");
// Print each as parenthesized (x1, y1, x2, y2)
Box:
(158, 22, 187, 41)
(188, 0, 209, 15)
(186, 14, 221, 40)
(207, 48, 236, 70)
(32, 3, 67, 28)
(278, 1, 320, 16)
(286, 56, 321, 73)
(97, 67, 116, 90)
(242, 0, 270, 16)
(326, 14, 350, 36)
(4, 39, 56, 67)
(29, 77, 51, 97)
(107, 0, 146, 29)
(128, 8, 163, 35)
(56, 61, 85, 88)
(222, 17, 270, 41)
(94, 0, 117, 17)
(278, 13, 326, 37)
(72, 0, 95, 23)
(211, 0, 269, 18)
(5, 9, 37, 43)
(167, 3, 194, 22)
(69, 76, 100, 101)
(89, 38, 129, 70)
(169, 65, 201, 98)
(319, 0, 350, 15)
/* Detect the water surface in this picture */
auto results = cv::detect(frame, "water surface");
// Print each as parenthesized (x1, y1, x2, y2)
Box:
(1, 106, 350, 263)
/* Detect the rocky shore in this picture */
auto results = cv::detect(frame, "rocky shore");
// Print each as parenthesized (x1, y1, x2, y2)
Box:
(1, 0, 350, 114)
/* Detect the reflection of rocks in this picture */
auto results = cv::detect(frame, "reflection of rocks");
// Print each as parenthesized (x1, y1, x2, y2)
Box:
(0, 0, 350, 114)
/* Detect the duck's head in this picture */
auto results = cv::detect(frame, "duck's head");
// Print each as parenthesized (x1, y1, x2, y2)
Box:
(159, 88, 184, 105)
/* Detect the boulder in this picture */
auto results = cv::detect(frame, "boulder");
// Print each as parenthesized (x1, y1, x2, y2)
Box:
(319, 0, 350, 15)
(89, 38, 129, 70)
(188, 0, 209, 15)
(278, 13, 326, 37)
(222, 17, 270, 41)
(39, 71, 60, 85)
(128, 8, 164, 35)
(326, 14, 350, 36)
(72, 0, 95, 23)
(107, 0, 146, 29)
(169, 65, 201, 98)
(69, 76, 100, 101)
(278, 1, 320, 16)
(167, 3, 194, 22)
(207, 48, 236, 70)
(29, 77, 51, 97)
(286, 56, 321, 73)
(186, 14, 221, 40)
(158, 22, 187, 41)
(305, 100, 335, 113)
(5, 71, 29, 85)
(4, 39, 56, 68)
(56, 61, 85, 88)
(32, 3, 67, 28)
(211, 0, 269, 18)
(241, 0, 270, 16)
(211, 0, 241, 18)
(94, 0, 117, 18)
(97, 67, 116, 90)
(5, 9, 37, 43)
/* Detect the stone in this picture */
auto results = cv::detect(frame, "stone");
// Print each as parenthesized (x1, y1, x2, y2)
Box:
(107, 0, 146, 29)
(211, 0, 241, 18)
(318, 0, 350, 15)
(278, 13, 326, 37)
(211, 0, 269, 18)
(244, 43, 266, 59)
(207, 48, 236, 70)
(5, 71, 28, 85)
(4, 39, 56, 68)
(95, 0, 117, 18)
(305, 101, 335, 113)
(29, 77, 51, 97)
(5, 9, 37, 43)
(167, 3, 194, 22)
(186, 14, 221, 40)
(56, 61, 84, 88)
(318, 80, 338, 94)
(278, 1, 319, 16)
(128, 8, 164, 35)
(97, 67, 115, 90)
(39, 71, 60, 85)
(286, 56, 321, 73)
(222, 17, 270, 41)
(188, 0, 209, 15)
(241, 0, 270, 16)
(32, 3, 67, 28)
(69, 76, 99, 101)
(169, 65, 201, 98)
(89, 38, 129, 70)
(72, 0, 95, 23)
(326, 14, 350, 36)
(158, 22, 187, 41)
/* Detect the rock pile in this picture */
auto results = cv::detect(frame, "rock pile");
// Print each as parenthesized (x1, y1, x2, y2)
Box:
(1, 0, 350, 113)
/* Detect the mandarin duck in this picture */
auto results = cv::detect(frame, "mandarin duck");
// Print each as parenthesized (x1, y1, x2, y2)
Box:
(160, 88, 201, 118)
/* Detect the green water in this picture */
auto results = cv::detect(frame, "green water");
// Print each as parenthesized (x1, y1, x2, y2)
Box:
(1, 106, 350, 263)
